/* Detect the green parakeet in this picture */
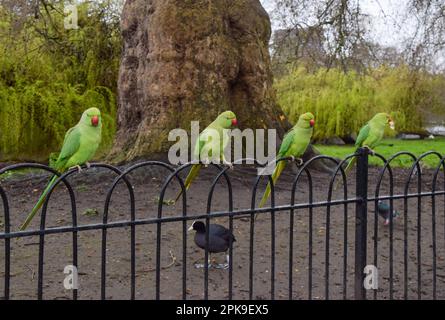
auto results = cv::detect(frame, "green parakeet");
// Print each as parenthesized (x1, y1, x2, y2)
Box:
(20, 107, 102, 230)
(174, 111, 238, 202)
(259, 112, 315, 208)
(338, 112, 395, 186)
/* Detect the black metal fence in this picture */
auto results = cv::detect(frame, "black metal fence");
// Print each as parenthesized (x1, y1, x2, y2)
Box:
(0, 148, 444, 300)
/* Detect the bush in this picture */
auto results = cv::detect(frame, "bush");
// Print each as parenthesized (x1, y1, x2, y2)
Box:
(0, 1, 121, 161)
(0, 84, 116, 161)
(275, 66, 445, 141)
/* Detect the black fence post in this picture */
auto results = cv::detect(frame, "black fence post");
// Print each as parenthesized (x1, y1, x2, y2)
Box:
(355, 148, 368, 300)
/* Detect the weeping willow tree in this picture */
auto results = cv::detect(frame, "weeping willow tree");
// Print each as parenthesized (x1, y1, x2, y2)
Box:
(0, 1, 122, 161)
(275, 65, 445, 141)
(271, 0, 445, 143)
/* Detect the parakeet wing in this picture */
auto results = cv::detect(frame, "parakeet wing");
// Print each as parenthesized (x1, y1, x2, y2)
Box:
(278, 129, 295, 158)
(195, 130, 216, 159)
(55, 126, 81, 168)
(355, 123, 370, 148)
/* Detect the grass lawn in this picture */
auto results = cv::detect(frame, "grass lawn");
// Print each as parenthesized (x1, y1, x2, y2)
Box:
(315, 137, 445, 168)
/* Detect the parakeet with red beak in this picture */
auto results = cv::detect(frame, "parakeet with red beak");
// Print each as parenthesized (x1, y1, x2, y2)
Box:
(259, 112, 315, 208)
(336, 112, 395, 189)
(175, 111, 237, 202)
(20, 107, 102, 230)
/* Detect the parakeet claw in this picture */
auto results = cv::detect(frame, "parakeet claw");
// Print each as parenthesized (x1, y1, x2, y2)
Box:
(364, 146, 375, 156)
(223, 161, 234, 170)
(85, 162, 91, 169)
(295, 158, 304, 166)
(202, 159, 211, 168)
(69, 165, 83, 173)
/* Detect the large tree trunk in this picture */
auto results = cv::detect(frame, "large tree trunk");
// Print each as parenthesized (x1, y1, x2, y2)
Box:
(110, 0, 289, 162)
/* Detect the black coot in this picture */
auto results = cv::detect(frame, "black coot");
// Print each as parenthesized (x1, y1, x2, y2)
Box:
(189, 221, 236, 269)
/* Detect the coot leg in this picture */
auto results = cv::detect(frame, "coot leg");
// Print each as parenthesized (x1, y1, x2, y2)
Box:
(214, 254, 229, 270)
(194, 254, 213, 269)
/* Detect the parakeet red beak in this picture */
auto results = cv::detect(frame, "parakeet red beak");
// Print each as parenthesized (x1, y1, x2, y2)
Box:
(389, 119, 395, 130)
(310, 119, 315, 127)
(232, 118, 238, 126)
(91, 115, 99, 127)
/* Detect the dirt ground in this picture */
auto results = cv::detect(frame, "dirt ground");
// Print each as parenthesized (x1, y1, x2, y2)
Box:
(1, 161, 445, 300)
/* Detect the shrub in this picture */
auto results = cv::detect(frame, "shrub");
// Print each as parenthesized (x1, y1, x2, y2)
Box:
(275, 66, 445, 141)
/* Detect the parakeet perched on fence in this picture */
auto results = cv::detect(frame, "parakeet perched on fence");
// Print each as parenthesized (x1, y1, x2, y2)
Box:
(335, 113, 395, 190)
(174, 111, 237, 202)
(259, 112, 315, 208)
(20, 108, 102, 230)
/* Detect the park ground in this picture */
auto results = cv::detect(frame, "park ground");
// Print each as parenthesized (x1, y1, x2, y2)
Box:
(315, 137, 445, 168)
(1, 151, 445, 300)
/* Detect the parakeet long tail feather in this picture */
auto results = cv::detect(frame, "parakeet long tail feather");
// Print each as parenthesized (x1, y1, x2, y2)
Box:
(175, 164, 202, 202)
(259, 161, 287, 208)
(334, 156, 357, 190)
(20, 175, 59, 230)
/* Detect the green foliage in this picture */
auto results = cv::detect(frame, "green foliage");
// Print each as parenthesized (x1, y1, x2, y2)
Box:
(275, 66, 445, 141)
(0, 84, 116, 160)
(0, 1, 121, 161)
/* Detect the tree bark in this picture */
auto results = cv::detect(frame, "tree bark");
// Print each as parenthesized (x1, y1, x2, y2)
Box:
(110, 0, 289, 162)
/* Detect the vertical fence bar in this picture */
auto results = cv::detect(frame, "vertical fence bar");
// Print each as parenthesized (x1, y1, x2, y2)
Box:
(373, 199, 378, 300)
(355, 148, 368, 300)
(156, 208, 163, 300)
(204, 196, 211, 300)
(1, 188, 10, 300)
(389, 196, 394, 299)
(270, 188, 275, 300)
(342, 188, 348, 300)
(71, 206, 78, 301)
(325, 203, 331, 300)
(182, 198, 188, 300)
(130, 224, 135, 300)
(403, 193, 408, 299)
(308, 199, 313, 300)
(249, 206, 255, 300)
(431, 187, 437, 300)
(288, 201, 294, 300)
(417, 173, 422, 300)
(101, 212, 108, 300)
(249, 177, 261, 300)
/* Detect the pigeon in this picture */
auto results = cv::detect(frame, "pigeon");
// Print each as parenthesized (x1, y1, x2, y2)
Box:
(188, 221, 236, 269)
(377, 201, 400, 226)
